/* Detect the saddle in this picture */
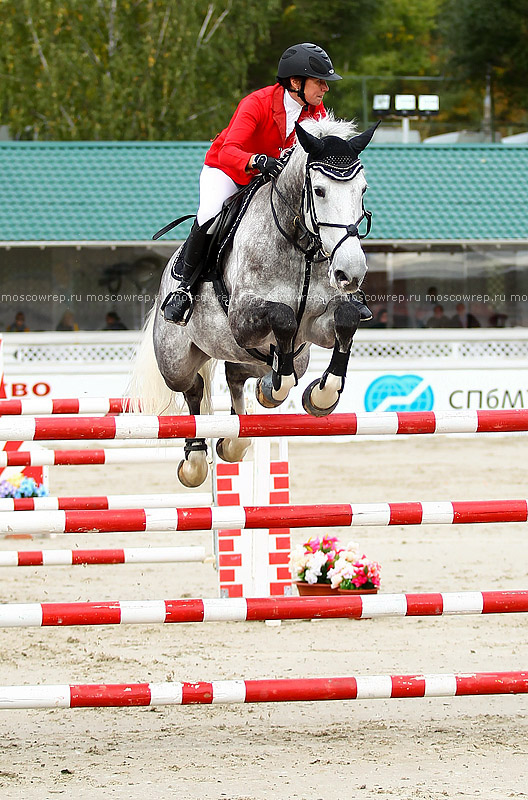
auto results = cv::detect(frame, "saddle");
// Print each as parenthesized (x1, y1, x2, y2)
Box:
(201, 176, 266, 312)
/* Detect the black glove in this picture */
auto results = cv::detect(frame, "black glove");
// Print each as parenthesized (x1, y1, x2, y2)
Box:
(252, 154, 283, 179)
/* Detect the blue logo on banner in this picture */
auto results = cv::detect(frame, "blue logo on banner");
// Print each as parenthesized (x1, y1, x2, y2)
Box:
(364, 374, 434, 412)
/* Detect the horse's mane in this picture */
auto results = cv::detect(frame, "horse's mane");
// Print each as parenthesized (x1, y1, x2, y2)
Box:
(299, 110, 359, 141)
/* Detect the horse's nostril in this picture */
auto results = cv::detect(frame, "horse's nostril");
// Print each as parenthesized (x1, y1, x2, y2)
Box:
(335, 271, 359, 292)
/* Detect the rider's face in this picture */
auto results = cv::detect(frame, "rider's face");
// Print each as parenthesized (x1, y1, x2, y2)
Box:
(290, 77, 329, 106)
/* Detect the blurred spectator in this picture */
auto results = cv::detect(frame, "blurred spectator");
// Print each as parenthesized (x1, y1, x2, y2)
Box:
(56, 310, 79, 332)
(426, 304, 451, 328)
(6, 311, 29, 332)
(489, 309, 508, 328)
(103, 311, 128, 331)
(426, 286, 439, 304)
(450, 302, 480, 328)
(370, 308, 388, 329)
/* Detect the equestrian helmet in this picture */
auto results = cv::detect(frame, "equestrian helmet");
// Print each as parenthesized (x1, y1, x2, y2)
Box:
(277, 43, 342, 82)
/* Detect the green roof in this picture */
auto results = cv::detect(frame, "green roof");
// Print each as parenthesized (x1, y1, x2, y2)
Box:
(1, 141, 527, 242)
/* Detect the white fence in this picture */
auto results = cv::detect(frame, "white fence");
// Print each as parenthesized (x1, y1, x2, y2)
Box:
(3, 329, 528, 413)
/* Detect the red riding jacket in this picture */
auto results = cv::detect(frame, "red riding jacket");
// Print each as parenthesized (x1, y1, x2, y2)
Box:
(204, 83, 326, 186)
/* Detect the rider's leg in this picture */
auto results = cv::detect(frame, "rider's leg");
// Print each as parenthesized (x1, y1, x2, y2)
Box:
(161, 219, 213, 324)
(162, 166, 239, 325)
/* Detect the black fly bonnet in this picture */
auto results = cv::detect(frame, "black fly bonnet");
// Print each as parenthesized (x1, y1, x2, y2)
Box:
(294, 120, 380, 255)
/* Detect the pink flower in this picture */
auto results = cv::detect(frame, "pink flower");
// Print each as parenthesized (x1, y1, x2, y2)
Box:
(321, 534, 340, 551)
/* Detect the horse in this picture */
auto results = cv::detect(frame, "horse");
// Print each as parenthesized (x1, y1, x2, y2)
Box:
(129, 113, 378, 487)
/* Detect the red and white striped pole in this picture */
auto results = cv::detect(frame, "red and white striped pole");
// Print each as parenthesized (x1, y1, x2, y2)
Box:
(0, 397, 134, 415)
(1, 409, 528, 441)
(0, 499, 526, 535)
(0, 590, 526, 627)
(1, 671, 527, 708)
(0, 546, 207, 568)
(0, 492, 212, 511)
(0, 448, 184, 467)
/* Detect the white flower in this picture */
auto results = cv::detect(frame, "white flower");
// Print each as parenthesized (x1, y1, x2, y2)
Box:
(328, 560, 356, 589)
(310, 551, 328, 571)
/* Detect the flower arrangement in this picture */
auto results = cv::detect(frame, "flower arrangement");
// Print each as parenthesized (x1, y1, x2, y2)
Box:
(290, 535, 381, 590)
(0, 473, 48, 499)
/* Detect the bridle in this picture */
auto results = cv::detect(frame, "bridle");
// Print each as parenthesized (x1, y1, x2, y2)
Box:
(303, 160, 372, 260)
(269, 154, 372, 264)
(242, 146, 373, 368)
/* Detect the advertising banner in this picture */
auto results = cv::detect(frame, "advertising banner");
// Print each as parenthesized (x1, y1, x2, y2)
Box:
(5, 364, 528, 415)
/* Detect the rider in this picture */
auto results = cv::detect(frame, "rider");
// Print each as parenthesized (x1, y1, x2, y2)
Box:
(161, 43, 341, 325)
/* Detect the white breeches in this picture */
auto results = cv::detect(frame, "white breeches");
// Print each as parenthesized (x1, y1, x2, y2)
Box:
(197, 165, 239, 229)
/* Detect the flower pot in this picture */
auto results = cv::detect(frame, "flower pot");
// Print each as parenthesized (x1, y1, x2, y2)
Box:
(294, 581, 338, 596)
(337, 587, 379, 595)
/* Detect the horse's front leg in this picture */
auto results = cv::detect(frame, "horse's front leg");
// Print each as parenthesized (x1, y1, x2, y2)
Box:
(302, 300, 360, 417)
(254, 302, 297, 409)
(230, 300, 298, 409)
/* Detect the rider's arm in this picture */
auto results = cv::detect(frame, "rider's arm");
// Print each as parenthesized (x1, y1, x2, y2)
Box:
(216, 94, 266, 175)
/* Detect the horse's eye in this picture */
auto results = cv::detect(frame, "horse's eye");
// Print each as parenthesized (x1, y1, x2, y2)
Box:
(314, 187, 326, 198)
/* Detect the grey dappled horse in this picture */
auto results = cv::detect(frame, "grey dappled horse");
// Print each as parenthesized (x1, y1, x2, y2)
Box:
(130, 114, 377, 487)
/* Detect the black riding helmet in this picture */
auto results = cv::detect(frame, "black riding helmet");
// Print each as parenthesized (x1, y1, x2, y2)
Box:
(277, 43, 342, 83)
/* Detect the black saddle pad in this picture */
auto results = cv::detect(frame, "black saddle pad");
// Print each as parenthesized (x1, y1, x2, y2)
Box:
(203, 175, 266, 278)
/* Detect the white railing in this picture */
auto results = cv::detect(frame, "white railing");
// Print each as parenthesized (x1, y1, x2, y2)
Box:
(3, 328, 528, 375)
(3, 331, 141, 375)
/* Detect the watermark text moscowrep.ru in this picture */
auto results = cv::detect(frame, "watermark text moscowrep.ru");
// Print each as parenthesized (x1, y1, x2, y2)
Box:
(0, 291, 515, 306)
(0, 293, 156, 305)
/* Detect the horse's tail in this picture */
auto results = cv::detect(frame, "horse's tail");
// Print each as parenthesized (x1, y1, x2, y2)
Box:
(126, 305, 218, 416)
(198, 358, 217, 415)
(126, 306, 183, 415)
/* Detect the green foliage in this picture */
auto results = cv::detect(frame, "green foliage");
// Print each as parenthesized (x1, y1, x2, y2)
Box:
(439, 0, 528, 122)
(333, 0, 442, 124)
(247, 0, 378, 88)
(0, 0, 280, 140)
(0, 0, 525, 140)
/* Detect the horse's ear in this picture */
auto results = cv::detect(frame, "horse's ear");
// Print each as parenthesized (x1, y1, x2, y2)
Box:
(295, 122, 325, 156)
(348, 121, 381, 158)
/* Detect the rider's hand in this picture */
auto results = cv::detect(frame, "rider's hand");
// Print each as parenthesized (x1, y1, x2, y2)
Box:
(252, 154, 283, 179)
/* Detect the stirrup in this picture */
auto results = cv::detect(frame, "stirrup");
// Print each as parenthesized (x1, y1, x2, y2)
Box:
(161, 288, 194, 326)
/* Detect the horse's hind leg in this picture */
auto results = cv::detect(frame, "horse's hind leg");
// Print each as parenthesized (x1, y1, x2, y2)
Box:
(177, 373, 209, 487)
(216, 362, 254, 463)
(302, 301, 360, 417)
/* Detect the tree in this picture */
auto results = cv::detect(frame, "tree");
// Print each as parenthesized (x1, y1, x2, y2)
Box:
(247, 0, 378, 84)
(439, 0, 528, 127)
(0, 0, 280, 140)
(246, 0, 442, 125)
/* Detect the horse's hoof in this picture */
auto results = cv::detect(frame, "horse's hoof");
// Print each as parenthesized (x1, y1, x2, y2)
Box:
(302, 379, 340, 417)
(256, 376, 284, 409)
(177, 459, 208, 488)
(216, 437, 251, 463)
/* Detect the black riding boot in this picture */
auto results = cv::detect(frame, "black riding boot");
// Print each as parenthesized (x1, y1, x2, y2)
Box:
(161, 220, 212, 325)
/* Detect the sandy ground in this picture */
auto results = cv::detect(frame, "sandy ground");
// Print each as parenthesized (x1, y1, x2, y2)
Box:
(0, 434, 527, 800)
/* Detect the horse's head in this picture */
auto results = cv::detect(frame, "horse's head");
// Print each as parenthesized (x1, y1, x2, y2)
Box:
(295, 117, 378, 294)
